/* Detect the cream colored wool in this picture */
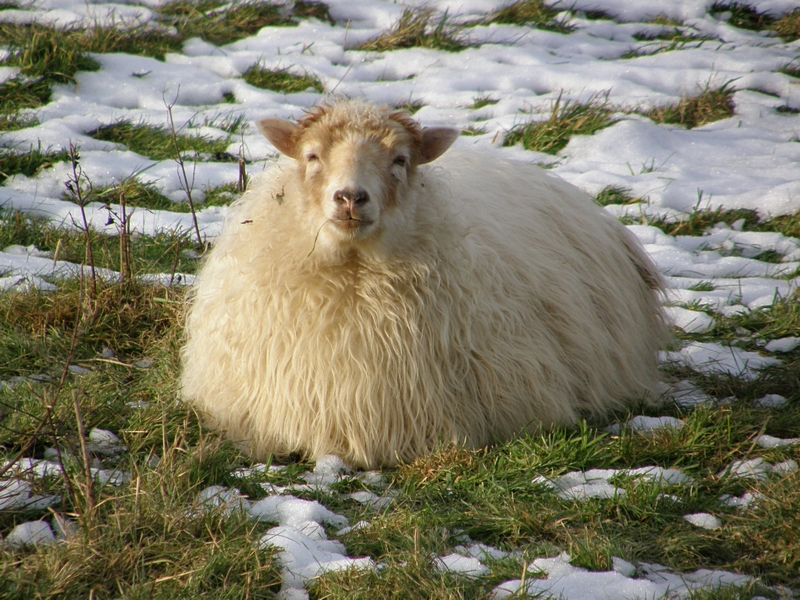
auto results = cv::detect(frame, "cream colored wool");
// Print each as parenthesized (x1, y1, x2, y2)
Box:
(181, 100, 668, 468)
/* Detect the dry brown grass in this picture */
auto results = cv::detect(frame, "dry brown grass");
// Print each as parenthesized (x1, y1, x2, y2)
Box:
(352, 8, 468, 52)
(645, 83, 735, 129)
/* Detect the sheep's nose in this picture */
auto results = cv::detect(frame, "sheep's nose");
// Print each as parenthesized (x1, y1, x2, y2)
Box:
(333, 188, 369, 208)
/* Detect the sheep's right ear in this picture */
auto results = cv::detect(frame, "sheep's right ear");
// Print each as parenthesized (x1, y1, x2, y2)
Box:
(258, 118, 302, 158)
(418, 127, 459, 164)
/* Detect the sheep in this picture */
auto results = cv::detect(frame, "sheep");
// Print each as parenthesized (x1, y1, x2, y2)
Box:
(180, 99, 668, 469)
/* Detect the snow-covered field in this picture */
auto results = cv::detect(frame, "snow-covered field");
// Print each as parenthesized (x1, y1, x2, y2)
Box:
(1, 0, 799, 598)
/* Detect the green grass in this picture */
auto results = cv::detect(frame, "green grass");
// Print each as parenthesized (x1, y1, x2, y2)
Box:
(478, 0, 574, 33)
(0, 206, 204, 279)
(461, 125, 488, 136)
(293, 0, 335, 25)
(688, 282, 716, 292)
(594, 186, 641, 206)
(0, 1, 330, 115)
(1, 222, 799, 596)
(0, 23, 101, 113)
(632, 28, 713, 43)
(637, 206, 800, 240)
(644, 83, 736, 129)
(0, 114, 38, 133)
(88, 121, 236, 162)
(470, 95, 499, 110)
(504, 94, 614, 154)
(773, 9, 800, 41)
(395, 100, 425, 115)
(710, 3, 800, 41)
(710, 2, 775, 31)
(633, 16, 714, 45)
(353, 8, 469, 52)
(243, 66, 324, 93)
(2, 1, 800, 597)
(0, 146, 71, 185)
(0, 281, 281, 598)
(156, 0, 292, 47)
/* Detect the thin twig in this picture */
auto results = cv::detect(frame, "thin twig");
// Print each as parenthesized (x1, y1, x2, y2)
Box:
(119, 186, 132, 283)
(67, 141, 97, 297)
(72, 389, 96, 513)
(165, 91, 204, 247)
(237, 142, 247, 194)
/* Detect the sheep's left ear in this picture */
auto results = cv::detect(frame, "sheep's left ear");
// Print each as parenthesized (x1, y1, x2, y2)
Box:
(418, 127, 459, 164)
(258, 118, 302, 158)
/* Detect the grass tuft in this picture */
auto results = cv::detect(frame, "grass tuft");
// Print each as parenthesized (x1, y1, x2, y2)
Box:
(157, 0, 294, 46)
(0, 114, 37, 133)
(243, 65, 324, 93)
(470, 95, 499, 110)
(641, 206, 800, 242)
(0, 23, 100, 112)
(633, 27, 712, 43)
(293, 0, 335, 25)
(644, 83, 736, 129)
(710, 2, 774, 31)
(0, 146, 71, 185)
(461, 125, 488, 136)
(504, 94, 613, 155)
(395, 100, 425, 115)
(89, 120, 236, 162)
(779, 61, 800, 78)
(353, 8, 469, 53)
(644, 207, 761, 237)
(773, 8, 800, 41)
(594, 186, 641, 206)
(711, 3, 800, 41)
(481, 0, 573, 33)
(0, 206, 203, 277)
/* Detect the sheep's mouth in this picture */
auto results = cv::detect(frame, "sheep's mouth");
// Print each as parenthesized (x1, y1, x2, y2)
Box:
(330, 217, 373, 231)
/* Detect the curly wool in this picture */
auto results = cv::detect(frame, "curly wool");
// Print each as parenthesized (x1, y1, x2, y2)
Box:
(181, 101, 668, 468)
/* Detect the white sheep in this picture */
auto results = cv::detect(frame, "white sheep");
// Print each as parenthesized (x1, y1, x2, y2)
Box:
(181, 99, 668, 468)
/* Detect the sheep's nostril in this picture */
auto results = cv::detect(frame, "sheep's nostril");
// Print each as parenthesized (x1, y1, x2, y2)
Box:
(353, 189, 369, 205)
(334, 188, 369, 206)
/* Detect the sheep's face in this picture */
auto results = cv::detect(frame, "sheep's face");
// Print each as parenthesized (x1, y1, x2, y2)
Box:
(258, 104, 458, 253)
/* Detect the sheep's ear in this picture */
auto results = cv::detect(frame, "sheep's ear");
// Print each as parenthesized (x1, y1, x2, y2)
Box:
(258, 118, 302, 158)
(418, 127, 459, 164)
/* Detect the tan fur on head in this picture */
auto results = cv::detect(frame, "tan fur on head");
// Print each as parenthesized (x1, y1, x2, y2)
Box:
(181, 99, 669, 468)
(255, 101, 459, 258)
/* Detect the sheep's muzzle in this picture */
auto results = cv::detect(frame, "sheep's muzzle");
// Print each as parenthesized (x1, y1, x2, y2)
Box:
(331, 187, 372, 230)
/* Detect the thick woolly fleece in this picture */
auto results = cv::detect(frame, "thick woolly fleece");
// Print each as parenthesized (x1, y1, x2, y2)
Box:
(181, 101, 668, 468)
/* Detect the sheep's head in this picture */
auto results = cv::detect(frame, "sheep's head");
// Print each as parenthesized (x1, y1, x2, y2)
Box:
(258, 101, 458, 252)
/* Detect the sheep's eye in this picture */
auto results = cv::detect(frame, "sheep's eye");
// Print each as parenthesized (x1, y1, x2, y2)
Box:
(393, 156, 407, 167)
(306, 153, 319, 162)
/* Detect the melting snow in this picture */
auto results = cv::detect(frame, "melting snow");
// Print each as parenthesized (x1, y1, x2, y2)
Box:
(491, 552, 752, 600)
(2, 0, 799, 595)
(764, 337, 800, 353)
(661, 342, 781, 380)
(683, 513, 722, 530)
